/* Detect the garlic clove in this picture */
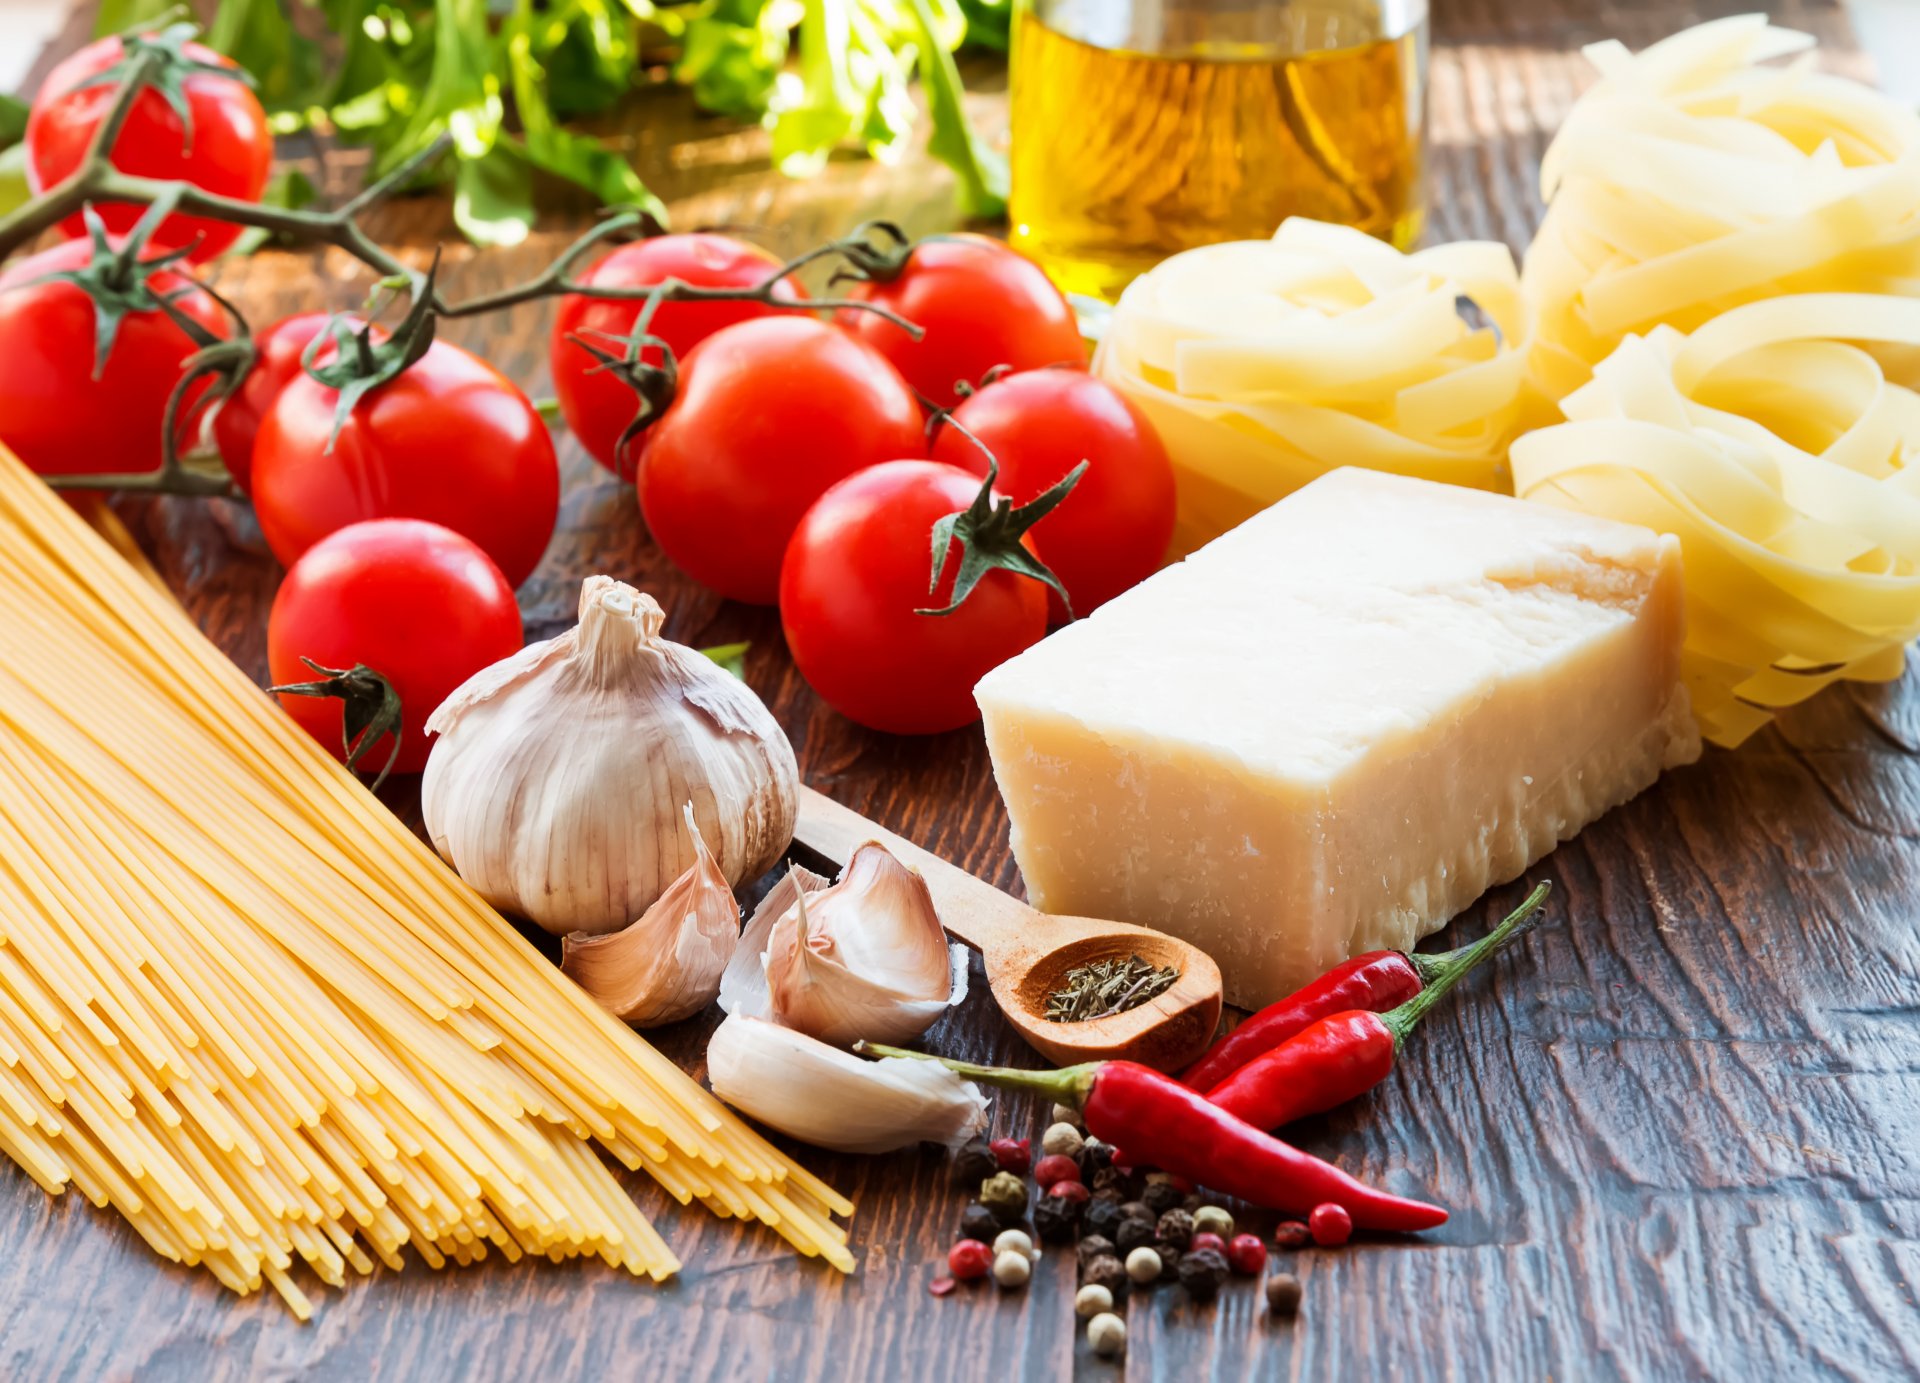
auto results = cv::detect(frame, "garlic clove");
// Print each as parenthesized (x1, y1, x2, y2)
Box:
(705, 1014, 989, 1154)
(422, 577, 798, 936)
(763, 842, 968, 1047)
(718, 862, 831, 1020)
(560, 805, 740, 1027)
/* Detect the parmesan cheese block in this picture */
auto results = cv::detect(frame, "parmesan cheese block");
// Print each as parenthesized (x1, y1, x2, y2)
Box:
(974, 469, 1701, 1009)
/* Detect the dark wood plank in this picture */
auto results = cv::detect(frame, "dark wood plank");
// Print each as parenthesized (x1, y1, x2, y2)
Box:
(3, 2, 1917, 1380)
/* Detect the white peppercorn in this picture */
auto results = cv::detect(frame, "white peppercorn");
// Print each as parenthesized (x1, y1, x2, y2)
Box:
(992, 1227, 1036, 1262)
(1040, 1121, 1085, 1159)
(1124, 1246, 1163, 1284)
(1087, 1311, 1126, 1358)
(1075, 1283, 1114, 1319)
(992, 1249, 1032, 1289)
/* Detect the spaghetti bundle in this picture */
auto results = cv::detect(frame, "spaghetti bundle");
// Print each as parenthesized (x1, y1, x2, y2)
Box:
(0, 446, 852, 1315)
(1521, 16, 1920, 404)
(1512, 294, 1920, 746)
(1095, 217, 1525, 556)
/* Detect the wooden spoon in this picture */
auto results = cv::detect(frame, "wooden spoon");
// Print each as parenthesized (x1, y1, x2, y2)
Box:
(793, 786, 1223, 1072)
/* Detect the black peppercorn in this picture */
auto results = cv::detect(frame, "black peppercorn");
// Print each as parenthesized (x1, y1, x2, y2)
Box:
(959, 1203, 999, 1243)
(1177, 1247, 1229, 1301)
(1083, 1253, 1128, 1299)
(952, 1136, 998, 1187)
(1142, 1174, 1182, 1217)
(1035, 1192, 1083, 1243)
(1090, 1167, 1128, 1198)
(1115, 1214, 1158, 1256)
(979, 1171, 1030, 1226)
(1077, 1138, 1115, 1180)
(1155, 1207, 1195, 1251)
(1118, 1200, 1151, 1223)
(1083, 1197, 1123, 1241)
(1181, 1193, 1205, 1215)
(1076, 1235, 1116, 1272)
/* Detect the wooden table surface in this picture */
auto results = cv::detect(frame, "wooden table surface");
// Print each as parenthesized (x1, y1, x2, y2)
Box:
(6, 2, 1918, 1379)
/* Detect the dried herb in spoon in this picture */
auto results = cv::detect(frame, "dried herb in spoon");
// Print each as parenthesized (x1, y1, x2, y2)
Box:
(1046, 955, 1180, 1023)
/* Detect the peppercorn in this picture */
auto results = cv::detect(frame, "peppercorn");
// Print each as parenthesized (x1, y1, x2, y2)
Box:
(1049, 1179, 1090, 1206)
(992, 1249, 1032, 1289)
(1083, 1198, 1123, 1241)
(1181, 1193, 1205, 1215)
(993, 1228, 1035, 1261)
(1033, 1153, 1081, 1190)
(979, 1171, 1029, 1225)
(1083, 1253, 1128, 1300)
(1118, 1200, 1152, 1224)
(990, 1137, 1031, 1176)
(1155, 1207, 1195, 1251)
(1087, 1311, 1126, 1358)
(1266, 1271, 1303, 1318)
(959, 1203, 999, 1243)
(1076, 1235, 1116, 1272)
(948, 1239, 992, 1281)
(1115, 1214, 1158, 1256)
(1141, 1173, 1182, 1217)
(1035, 1192, 1083, 1244)
(1273, 1220, 1312, 1250)
(1051, 1102, 1085, 1132)
(1189, 1230, 1226, 1257)
(1075, 1283, 1113, 1319)
(1177, 1246, 1229, 1301)
(1090, 1166, 1128, 1198)
(1227, 1234, 1267, 1276)
(951, 1135, 997, 1187)
(1192, 1205, 1235, 1241)
(1041, 1121, 1085, 1160)
(1124, 1246, 1163, 1284)
(1077, 1138, 1116, 1180)
(1310, 1201, 1353, 1246)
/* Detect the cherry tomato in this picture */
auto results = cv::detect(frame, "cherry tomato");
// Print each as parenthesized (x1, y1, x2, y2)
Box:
(0, 237, 225, 479)
(932, 370, 1174, 616)
(550, 233, 806, 480)
(212, 312, 382, 496)
(251, 338, 560, 588)
(26, 34, 273, 261)
(268, 519, 523, 776)
(836, 235, 1085, 409)
(780, 461, 1048, 734)
(638, 316, 923, 605)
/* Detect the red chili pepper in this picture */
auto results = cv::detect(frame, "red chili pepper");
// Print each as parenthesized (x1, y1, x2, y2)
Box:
(1204, 883, 1550, 1130)
(1180, 880, 1551, 1092)
(856, 1044, 1447, 1233)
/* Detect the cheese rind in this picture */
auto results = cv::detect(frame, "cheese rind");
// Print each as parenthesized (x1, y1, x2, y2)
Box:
(974, 468, 1700, 1009)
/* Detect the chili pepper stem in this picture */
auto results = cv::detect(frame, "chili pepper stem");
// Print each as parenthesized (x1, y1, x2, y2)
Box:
(855, 1042, 1099, 1109)
(1381, 881, 1551, 1049)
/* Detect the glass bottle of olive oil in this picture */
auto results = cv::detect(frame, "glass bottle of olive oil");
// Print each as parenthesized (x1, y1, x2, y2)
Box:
(1009, 0, 1428, 300)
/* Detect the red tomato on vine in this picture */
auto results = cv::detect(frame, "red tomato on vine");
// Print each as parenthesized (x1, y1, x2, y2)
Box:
(0, 231, 226, 480)
(636, 315, 923, 605)
(26, 26, 273, 262)
(550, 233, 806, 480)
(212, 312, 382, 496)
(836, 234, 1086, 409)
(268, 519, 524, 778)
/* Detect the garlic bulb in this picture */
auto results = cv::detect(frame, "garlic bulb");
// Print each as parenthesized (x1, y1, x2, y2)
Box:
(706, 1014, 989, 1154)
(760, 843, 967, 1047)
(560, 805, 739, 1027)
(422, 576, 797, 935)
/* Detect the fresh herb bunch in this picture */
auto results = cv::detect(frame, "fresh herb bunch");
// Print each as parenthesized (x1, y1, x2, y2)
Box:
(55, 0, 1006, 245)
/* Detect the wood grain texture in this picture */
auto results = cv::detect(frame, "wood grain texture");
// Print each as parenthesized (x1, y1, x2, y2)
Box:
(3, 2, 1916, 1380)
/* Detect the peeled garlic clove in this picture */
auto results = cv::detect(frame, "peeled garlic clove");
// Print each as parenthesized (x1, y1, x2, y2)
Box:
(422, 576, 797, 935)
(560, 805, 740, 1027)
(706, 1014, 989, 1154)
(763, 842, 967, 1047)
(717, 862, 831, 1020)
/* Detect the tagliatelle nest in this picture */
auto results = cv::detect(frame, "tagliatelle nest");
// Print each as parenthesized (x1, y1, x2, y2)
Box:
(1512, 293, 1920, 747)
(1094, 217, 1526, 557)
(1520, 15, 1920, 406)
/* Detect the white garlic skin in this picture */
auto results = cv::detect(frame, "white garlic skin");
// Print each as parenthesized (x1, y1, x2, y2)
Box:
(422, 577, 798, 935)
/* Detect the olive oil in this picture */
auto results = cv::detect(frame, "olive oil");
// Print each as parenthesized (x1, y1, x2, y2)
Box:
(1009, 0, 1427, 300)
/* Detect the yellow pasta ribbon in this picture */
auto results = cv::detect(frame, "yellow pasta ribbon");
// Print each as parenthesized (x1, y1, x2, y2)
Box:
(1094, 217, 1526, 556)
(1511, 293, 1920, 746)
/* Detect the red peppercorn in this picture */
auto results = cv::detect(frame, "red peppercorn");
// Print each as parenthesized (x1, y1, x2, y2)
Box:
(1189, 1230, 1226, 1257)
(1273, 1220, 1312, 1250)
(928, 1276, 957, 1297)
(990, 1137, 1031, 1175)
(948, 1239, 993, 1280)
(1227, 1234, 1267, 1276)
(1033, 1154, 1081, 1189)
(1050, 1179, 1091, 1205)
(1309, 1202, 1353, 1247)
